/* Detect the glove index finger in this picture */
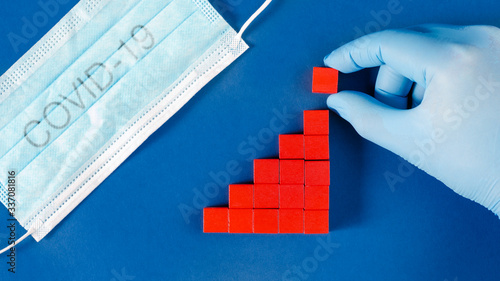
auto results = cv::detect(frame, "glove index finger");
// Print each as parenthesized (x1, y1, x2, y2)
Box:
(324, 28, 445, 87)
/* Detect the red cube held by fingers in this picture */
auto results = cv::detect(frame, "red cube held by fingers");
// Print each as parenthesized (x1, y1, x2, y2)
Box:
(203, 208, 228, 233)
(254, 159, 280, 184)
(312, 67, 338, 94)
(303, 110, 329, 136)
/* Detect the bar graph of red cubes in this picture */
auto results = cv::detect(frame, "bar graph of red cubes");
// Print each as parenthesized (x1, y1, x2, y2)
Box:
(203, 110, 330, 234)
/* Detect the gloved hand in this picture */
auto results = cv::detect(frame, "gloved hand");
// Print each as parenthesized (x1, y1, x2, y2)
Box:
(324, 25, 500, 217)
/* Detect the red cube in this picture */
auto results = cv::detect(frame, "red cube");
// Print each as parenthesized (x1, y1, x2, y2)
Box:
(280, 160, 304, 185)
(312, 67, 338, 94)
(280, 185, 304, 209)
(303, 110, 329, 136)
(279, 134, 304, 159)
(229, 184, 253, 209)
(254, 209, 279, 234)
(254, 159, 280, 184)
(279, 209, 304, 234)
(229, 209, 253, 233)
(305, 161, 330, 186)
(305, 135, 329, 160)
(304, 210, 329, 234)
(254, 184, 280, 208)
(304, 185, 329, 210)
(203, 208, 228, 233)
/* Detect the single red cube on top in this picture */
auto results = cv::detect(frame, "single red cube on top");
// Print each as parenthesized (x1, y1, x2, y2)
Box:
(312, 67, 338, 94)
(254, 159, 280, 184)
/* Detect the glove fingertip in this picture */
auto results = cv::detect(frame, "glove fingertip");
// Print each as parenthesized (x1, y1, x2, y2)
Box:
(323, 51, 336, 68)
(327, 92, 351, 121)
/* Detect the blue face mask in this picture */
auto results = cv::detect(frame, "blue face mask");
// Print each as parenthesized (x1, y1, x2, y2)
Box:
(0, 0, 272, 249)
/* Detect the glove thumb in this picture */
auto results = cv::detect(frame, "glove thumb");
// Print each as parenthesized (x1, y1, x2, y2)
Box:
(327, 91, 424, 160)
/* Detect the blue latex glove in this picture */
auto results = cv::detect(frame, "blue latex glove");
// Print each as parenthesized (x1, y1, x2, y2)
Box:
(324, 25, 500, 216)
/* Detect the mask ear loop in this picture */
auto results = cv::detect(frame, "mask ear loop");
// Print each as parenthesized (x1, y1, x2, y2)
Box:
(235, 0, 273, 40)
(0, 224, 37, 254)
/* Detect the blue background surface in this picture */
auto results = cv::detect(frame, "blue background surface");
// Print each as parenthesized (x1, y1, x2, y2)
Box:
(1, 0, 500, 280)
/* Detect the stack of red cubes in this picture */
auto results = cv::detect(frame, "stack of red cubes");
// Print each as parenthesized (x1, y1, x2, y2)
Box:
(204, 110, 330, 234)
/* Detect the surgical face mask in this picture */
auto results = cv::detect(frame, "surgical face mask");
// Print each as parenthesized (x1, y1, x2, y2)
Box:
(0, 0, 272, 251)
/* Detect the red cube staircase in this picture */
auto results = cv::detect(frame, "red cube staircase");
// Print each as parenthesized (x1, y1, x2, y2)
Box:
(203, 110, 330, 234)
